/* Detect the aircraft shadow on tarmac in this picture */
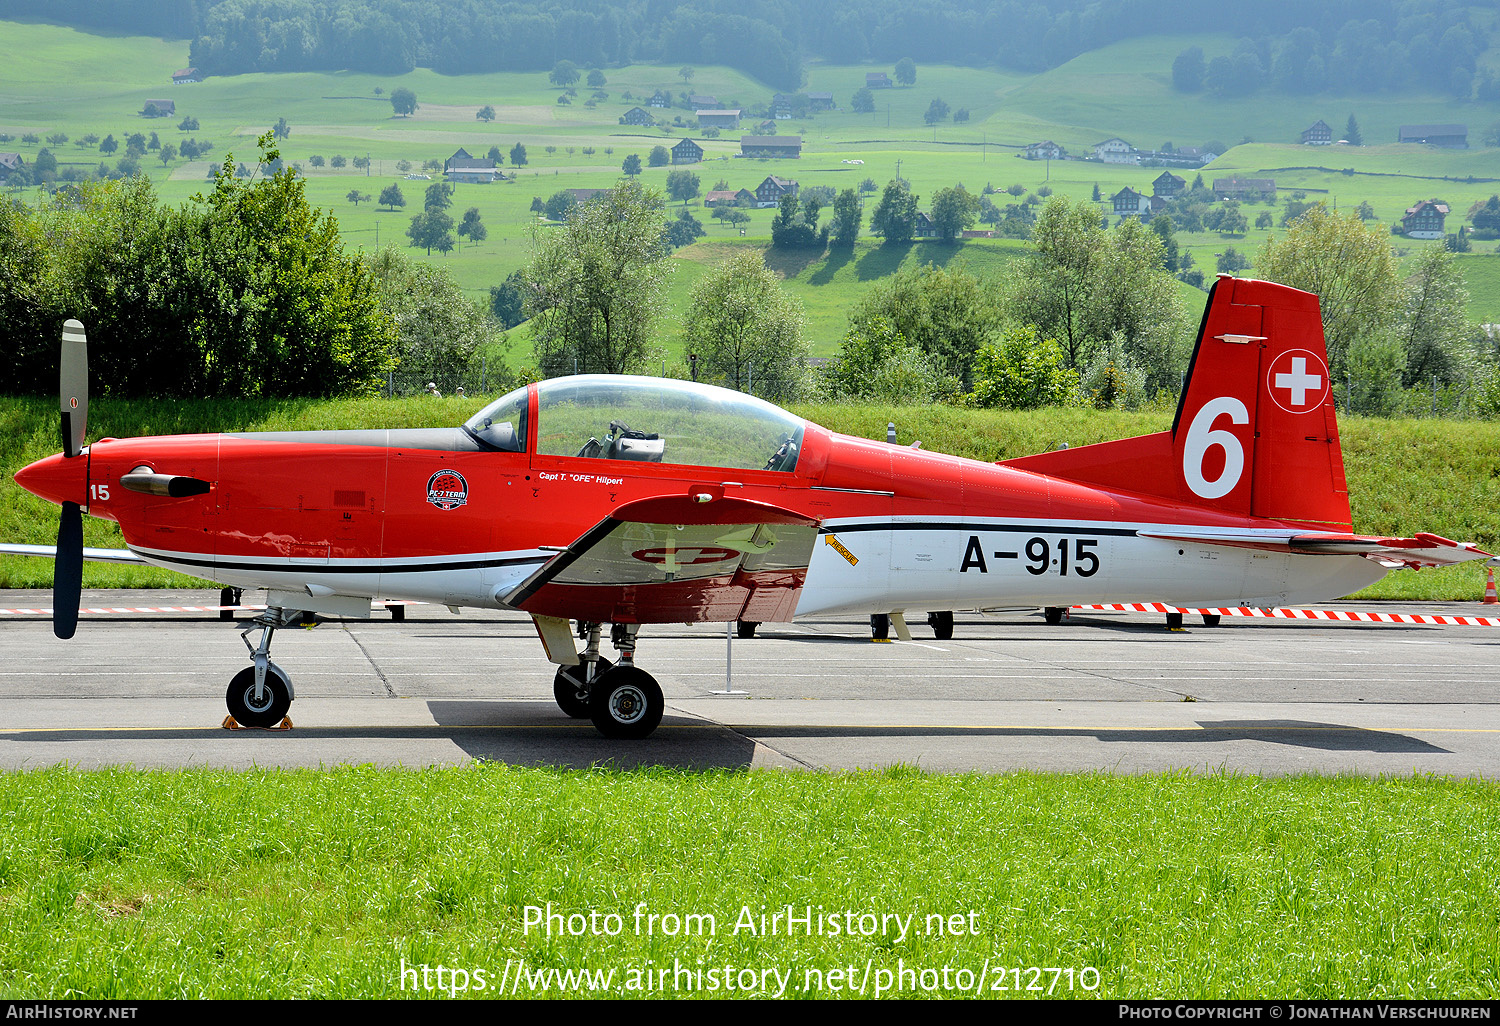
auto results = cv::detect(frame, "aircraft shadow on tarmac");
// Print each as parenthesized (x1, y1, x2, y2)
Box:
(735, 719, 1448, 754)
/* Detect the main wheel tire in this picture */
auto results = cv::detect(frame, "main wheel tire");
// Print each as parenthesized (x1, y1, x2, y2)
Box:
(1201, 613, 1221, 627)
(589, 666, 663, 740)
(928, 610, 954, 640)
(871, 613, 889, 640)
(389, 603, 406, 622)
(553, 657, 614, 719)
(219, 587, 238, 621)
(226, 664, 292, 729)
(1043, 606, 1066, 625)
(1166, 611, 1184, 629)
(736, 620, 758, 639)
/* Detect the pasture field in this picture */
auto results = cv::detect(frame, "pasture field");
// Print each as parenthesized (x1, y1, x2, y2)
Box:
(2, 19, 1498, 329)
(0, 765, 1497, 999)
(2, 396, 1496, 601)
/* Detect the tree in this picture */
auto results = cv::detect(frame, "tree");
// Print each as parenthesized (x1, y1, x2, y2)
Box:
(522, 176, 674, 375)
(273, 117, 290, 140)
(622, 153, 642, 175)
(33, 148, 57, 179)
(968, 325, 1079, 409)
(457, 207, 487, 246)
(477, 105, 496, 122)
(683, 249, 808, 400)
(330, 154, 346, 168)
(923, 98, 950, 125)
(347, 189, 371, 207)
(648, 145, 670, 167)
(509, 143, 527, 167)
(1256, 205, 1401, 382)
(544, 189, 577, 222)
(490, 270, 528, 329)
(367, 248, 497, 386)
(178, 116, 199, 131)
(1216, 247, 1250, 273)
(148, 132, 161, 151)
(771, 193, 826, 249)
(848, 262, 1001, 384)
(679, 66, 695, 85)
(1345, 114, 1363, 146)
(407, 209, 455, 255)
(1397, 246, 1471, 386)
(821, 318, 957, 404)
(928, 185, 978, 242)
(587, 69, 607, 87)
(1355, 201, 1376, 221)
(99, 134, 117, 155)
(390, 88, 418, 117)
(831, 188, 862, 247)
(549, 60, 579, 87)
(1172, 46, 1205, 92)
(665, 169, 700, 204)
(424, 181, 453, 211)
(869, 179, 919, 244)
(663, 208, 705, 249)
(158, 143, 177, 165)
(895, 58, 916, 86)
(309, 155, 325, 167)
(378, 183, 406, 211)
(851, 87, 874, 114)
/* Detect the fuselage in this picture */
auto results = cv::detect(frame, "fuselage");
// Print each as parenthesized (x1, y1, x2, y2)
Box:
(14, 378, 1384, 619)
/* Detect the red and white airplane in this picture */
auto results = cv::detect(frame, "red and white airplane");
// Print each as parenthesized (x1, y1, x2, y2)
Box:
(9, 276, 1487, 738)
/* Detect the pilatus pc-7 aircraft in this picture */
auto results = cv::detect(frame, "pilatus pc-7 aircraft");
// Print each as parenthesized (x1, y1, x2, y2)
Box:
(9, 277, 1488, 738)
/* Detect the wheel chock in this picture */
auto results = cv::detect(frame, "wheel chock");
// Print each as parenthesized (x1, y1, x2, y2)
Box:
(221, 715, 294, 731)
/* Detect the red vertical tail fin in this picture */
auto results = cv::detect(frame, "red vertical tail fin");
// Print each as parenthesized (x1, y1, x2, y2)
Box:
(1003, 276, 1352, 532)
(1171, 275, 1350, 529)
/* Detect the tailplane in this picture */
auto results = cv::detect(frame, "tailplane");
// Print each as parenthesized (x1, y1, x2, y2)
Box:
(1004, 276, 1351, 531)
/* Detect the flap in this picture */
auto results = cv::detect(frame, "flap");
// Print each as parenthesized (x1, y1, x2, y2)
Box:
(499, 495, 820, 624)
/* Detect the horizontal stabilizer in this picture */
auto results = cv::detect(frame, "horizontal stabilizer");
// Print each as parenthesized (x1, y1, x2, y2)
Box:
(0, 543, 146, 565)
(1137, 529, 1489, 568)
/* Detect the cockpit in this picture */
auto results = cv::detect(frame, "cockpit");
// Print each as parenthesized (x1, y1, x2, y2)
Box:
(463, 375, 806, 473)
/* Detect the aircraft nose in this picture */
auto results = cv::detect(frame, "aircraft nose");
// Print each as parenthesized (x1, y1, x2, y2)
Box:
(13, 451, 87, 508)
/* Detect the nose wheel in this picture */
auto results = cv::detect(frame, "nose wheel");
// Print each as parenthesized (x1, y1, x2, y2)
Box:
(226, 663, 292, 728)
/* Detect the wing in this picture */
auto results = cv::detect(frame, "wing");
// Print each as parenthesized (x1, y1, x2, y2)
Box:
(0, 544, 147, 565)
(500, 494, 820, 624)
(1137, 529, 1490, 569)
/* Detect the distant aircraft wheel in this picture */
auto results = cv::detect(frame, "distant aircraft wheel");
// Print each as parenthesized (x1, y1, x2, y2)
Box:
(1201, 613, 1221, 627)
(389, 603, 406, 622)
(553, 657, 613, 719)
(226, 664, 291, 729)
(870, 613, 889, 640)
(736, 620, 758, 639)
(1043, 606, 1066, 625)
(1166, 611, 1184, 629)
(589, 666, 663, 739)
(928, 611, 954, 640)
(219, 587, 241, 621)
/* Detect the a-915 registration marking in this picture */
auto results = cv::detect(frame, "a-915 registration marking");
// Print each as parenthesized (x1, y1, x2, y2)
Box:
(959, 535, 1100, 576)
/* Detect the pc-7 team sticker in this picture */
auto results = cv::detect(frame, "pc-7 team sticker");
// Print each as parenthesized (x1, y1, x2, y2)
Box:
(426, 470, 469, 511)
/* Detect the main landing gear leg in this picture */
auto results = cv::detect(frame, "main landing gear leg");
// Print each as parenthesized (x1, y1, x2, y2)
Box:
(585, 623, 663, 739)
(226, 607, 296, 729)
(553, 621, 613, 719)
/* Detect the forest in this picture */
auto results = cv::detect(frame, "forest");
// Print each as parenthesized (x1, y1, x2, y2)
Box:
(0, 0, 1489, 95)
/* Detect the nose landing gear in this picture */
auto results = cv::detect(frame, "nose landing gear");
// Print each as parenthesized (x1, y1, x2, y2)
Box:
(223, 607, 299, 729)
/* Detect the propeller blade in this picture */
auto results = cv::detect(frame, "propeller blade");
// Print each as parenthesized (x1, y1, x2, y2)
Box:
(54, 501, 83, 640)
(60, 319, 88, 459)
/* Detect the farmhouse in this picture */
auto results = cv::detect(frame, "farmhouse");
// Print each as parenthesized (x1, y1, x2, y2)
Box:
(671, 138, 703, 164)
(620, 107, 653, 126)
(703, 190, 739, 206)
(696, 109, 741, 129)
(648, 91, 671, 108)
(1402, 199, 1449, 239)
(1300, 119, 1333, 145)
(1025, 141, 1066, 160)
(444, 147, 498, 183)
(866, 72, 891, 88)
(1213, 177, 1276, 201)
(0, 152, 25, 180)
(755, 176, 798, 206)
(568, 188, 612, 204)
(172, 67, 200, 84)
(142, 99, 176, 117)
(1152, 171, 1186, 197)
(1093, 138, 1137, 164)
(911, 211, 938, 239)
(741, 135, 802, 159)
(1111, 187, 1152, 218)
(689, 95, 719, 109)
(807, 92, 835, 111)
(770, 94, 793, 119)
(1398, 124, 1467, 148)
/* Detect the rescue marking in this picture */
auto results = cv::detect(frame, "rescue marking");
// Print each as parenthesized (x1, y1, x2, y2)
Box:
(824, 534, 859, 566)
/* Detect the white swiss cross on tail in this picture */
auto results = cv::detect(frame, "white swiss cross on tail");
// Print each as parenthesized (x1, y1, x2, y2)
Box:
(1266, 349, 1329, 414)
